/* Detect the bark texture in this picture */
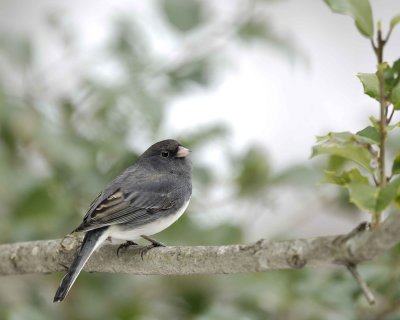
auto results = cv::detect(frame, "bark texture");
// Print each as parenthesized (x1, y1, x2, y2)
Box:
(0, 213, 399, 277)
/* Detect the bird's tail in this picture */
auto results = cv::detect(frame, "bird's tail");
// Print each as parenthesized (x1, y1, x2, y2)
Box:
(53, 227, 109, 303)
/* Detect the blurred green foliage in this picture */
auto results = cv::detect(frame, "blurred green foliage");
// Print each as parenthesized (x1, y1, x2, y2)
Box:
(162, 0, 203, 32)
(1, 1, 400, 320)
(236, 146, 270, 196)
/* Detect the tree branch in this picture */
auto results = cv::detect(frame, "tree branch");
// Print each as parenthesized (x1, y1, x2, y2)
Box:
(346, 263, 376, 305)
(1, 213, 400, 277)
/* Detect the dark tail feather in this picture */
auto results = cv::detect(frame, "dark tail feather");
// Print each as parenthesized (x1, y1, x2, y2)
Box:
(53, 227, 108, 303)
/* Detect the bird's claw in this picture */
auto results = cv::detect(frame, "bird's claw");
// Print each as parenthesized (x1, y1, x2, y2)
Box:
(117, 240, 139, 257)
(139, 242, 166, 260)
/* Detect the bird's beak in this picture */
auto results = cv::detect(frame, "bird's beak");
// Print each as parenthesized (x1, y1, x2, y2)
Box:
(176, 146, 190, 158)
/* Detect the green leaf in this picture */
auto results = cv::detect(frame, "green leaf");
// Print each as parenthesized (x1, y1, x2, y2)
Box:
(316, 131, 352, 143)
(348, 182, 378, 212)
(388, 60, 400, 109)
(162, 0, 203, 32)
(316, 128, 400, 212)
(311, 132, 373, 172)
(390, 15, 400, 31)
(356, 126, 380, 144)
(323, 168, 369, 186)
(357, 73, 379, 100)
(312, 145, 373, 173)
(316, 131, 375, 146)
(327, 155, 348, 171)
(313, 130, 376, 173)
(384, 59, 400, 90)
(392, 82, 400, 110)
(346, 178, 400, 213)
(324, 0, 374, 37)
(392, 153, 400, 176)
(376, 178, 400, 212)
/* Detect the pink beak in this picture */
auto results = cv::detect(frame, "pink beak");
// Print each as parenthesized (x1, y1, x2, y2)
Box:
(176, 146, 190, 158)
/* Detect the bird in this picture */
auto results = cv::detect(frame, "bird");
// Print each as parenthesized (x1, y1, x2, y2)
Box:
(53, 139, 192, 302)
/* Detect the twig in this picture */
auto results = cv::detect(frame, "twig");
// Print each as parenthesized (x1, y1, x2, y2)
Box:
(346, 263, 376, 305)
(372, 22, 389, 228)
(384, 27, 393, 44)
(387, 106, 395, 124)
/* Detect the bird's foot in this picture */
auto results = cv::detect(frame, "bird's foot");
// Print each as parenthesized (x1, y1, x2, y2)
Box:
(139, 235, 166, 260)
(117, 240, 139, 257)
(140, 235, 166, 247)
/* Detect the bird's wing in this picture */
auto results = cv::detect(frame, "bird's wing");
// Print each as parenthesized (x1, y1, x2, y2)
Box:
(74, 171, 180, 232)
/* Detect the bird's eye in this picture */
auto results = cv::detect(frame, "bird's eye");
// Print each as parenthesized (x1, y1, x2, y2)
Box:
(161, 151, 169, 158)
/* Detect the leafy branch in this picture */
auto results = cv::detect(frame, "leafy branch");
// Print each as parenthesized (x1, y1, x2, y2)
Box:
(310, 0, 400, 303)
(314, 1, 400, 229)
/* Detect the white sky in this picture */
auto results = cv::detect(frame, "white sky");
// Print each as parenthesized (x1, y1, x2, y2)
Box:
(167, 0, 400, 168)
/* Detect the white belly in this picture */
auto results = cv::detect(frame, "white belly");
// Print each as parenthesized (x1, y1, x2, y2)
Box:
(107, 199, 190, 240)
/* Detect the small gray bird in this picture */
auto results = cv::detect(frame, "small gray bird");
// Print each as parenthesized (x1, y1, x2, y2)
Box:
(53, 139, 192, 302)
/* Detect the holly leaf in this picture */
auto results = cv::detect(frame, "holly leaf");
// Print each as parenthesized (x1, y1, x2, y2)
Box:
(392, 83, 400, 110)
(357, 73, 379, 100)
(376, 178, 400, 212)
(384, 59, 400, 90)
(389, 60, 400, 109)
(348, 182, 378, 212)
(324, 0, 374, 38)
(312, 131, 374, 173)
(323, 172, 400, 213)
(312, 144, 373, 173)
(390, 15, 400, 31)
(323, 168, 369, 186)
(316, 131, 352, 143)
(356, 126, 380, 144)
(392, 153, 400, 176)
